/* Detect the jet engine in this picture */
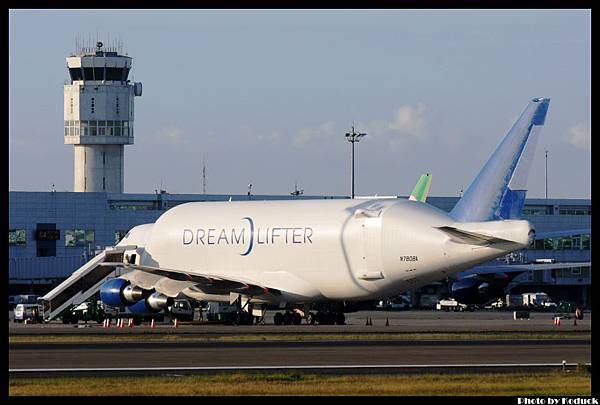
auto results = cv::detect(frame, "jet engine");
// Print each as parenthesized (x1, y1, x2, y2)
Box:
(451, 273, 509, 305)
(126, 292, 174, 313)
(100, 278, 148, 307)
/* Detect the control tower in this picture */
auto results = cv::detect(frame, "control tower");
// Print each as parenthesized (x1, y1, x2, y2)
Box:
(64, 41, 142, 192)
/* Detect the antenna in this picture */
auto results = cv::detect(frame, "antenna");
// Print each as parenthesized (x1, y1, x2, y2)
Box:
(291, 180, 304, 196)
(202, 157, 207, 194)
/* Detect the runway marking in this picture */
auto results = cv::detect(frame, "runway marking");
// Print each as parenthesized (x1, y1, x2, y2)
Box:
(9, 362, 592, 373)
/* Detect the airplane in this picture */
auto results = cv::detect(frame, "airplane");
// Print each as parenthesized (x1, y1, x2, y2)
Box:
(98, 97, 550, 325)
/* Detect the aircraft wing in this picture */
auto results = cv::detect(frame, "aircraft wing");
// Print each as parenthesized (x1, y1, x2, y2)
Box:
(460, 261, 591, 276)
(408, 173, 432, 202)
(99, 262, 280, 297)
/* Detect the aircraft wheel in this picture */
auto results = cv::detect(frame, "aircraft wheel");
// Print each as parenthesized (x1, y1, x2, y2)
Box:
(292, 312, 302, 325)
(274, 312, 283, 325)
(306, 312, 316, 325)
(283, 312, 293, 325)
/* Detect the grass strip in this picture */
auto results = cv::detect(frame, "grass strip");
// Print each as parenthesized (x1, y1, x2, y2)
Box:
(9, 370, 591, 396)
(9, 331, 591, 344)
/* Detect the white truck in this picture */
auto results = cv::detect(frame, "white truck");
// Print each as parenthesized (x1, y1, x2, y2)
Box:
(436, 299, 467, 312)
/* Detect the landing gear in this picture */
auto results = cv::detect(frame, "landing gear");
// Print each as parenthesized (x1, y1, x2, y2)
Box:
(272, 309, 345, 326)
(231, 311, 255, 325)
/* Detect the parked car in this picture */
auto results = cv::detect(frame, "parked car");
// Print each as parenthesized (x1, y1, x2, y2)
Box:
(14, 303, 43, 323)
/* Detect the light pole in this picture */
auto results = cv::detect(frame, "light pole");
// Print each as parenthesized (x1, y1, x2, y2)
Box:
(345, 126, 367, 199)
(545, 150, 548, 200)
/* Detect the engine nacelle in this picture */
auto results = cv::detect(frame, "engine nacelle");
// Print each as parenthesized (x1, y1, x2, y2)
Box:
(451, 278, 482, 305)
(100, 278, 148, 307)
(126, 292, 174, 314)
(451, 275, 508, 305)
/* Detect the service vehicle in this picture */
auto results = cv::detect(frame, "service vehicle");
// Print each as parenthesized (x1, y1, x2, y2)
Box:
(14, 303, 43, 323)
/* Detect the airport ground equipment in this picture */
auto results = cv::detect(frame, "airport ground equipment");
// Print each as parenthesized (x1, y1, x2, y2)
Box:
(39, 245, 135, 321)
(60, 300, 106, 324)
(436, 299, 467, 312)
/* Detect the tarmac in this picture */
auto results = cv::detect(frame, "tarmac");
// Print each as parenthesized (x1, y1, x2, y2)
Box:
(9, 310, 592, 376)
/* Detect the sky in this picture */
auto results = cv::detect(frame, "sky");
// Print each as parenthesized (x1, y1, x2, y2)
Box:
(9, 10, 591, 198)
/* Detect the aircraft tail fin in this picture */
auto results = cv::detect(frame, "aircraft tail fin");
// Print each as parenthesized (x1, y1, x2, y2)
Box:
(450, 98, 550, 222)
(408, 173, 432, 202)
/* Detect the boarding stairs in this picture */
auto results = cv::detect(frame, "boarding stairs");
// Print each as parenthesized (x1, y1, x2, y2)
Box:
(39, 245, 136, 321)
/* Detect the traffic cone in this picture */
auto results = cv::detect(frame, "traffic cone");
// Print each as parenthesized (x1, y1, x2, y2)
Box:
(118, 319, 124, 328)
(128, 318, 134, 328)
(151, 319, 155, 328)
(366, 317, 369, 326)
(385, 317, 389, 327)
(369, 317, 372, 326)
(173, 318, 178, 328)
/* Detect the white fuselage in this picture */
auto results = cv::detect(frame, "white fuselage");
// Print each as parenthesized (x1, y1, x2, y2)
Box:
(125, 198, 532, 303)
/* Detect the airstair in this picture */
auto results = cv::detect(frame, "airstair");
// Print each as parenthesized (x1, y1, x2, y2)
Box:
(39, 245, 136, 321)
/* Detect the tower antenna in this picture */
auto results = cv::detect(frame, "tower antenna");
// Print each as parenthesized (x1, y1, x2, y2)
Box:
(202, 157, 207, 194)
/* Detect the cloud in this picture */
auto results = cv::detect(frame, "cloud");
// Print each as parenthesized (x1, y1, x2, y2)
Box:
(152, 126, 187, 146)
(568, 123, 591, 150)
(293, 121, 336, 147)
(360, 103, 428, 139)
(291, 104, 428, 148)
(258, 130, 282, 142)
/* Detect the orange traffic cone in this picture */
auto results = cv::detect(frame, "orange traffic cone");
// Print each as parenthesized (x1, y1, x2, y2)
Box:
(128, 318, 134, 328)
(151, 319, 155, 328)
(118, 319, 124, 328)
(173, 318, 178, 328)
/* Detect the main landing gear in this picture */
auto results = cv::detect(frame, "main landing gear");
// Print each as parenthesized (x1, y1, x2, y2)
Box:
(272, 308, 345, 326)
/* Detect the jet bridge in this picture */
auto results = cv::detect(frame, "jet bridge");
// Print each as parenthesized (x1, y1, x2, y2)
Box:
(39, 245, 136, 321)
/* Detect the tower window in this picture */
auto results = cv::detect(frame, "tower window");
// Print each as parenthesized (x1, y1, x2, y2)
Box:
(103, 177, 106, 190)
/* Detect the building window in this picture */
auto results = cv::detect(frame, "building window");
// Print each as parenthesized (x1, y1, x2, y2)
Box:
(103, 177, 106, 190)
(9, 229, 26, 245)
(581, 235, 591, 250)
(91, 97, 95, 114)
(522, 205, 553, 216)
(559, 206, 591, 216)
(65, 230, 95, 247)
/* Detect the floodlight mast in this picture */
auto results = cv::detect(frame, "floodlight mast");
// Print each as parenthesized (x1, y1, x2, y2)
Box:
(345, 126, 367, 199)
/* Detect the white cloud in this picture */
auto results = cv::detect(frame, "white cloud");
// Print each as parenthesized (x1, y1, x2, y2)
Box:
(568, 123, 591, 150)
(293, 121, 336, 147)
(258, 130, 282, 142)
(152, 126, 187, 145)
(292, 104, 428, 148)
(360, 103, 428, 140)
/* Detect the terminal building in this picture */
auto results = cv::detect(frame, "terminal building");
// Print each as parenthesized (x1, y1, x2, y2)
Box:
(8, 40, 591, 307)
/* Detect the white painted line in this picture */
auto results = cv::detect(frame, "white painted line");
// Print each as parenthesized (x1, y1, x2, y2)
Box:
(9, 363, 591, 373)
